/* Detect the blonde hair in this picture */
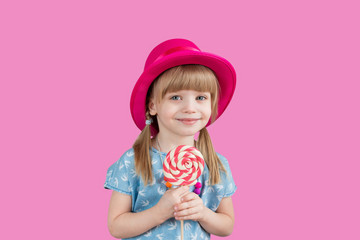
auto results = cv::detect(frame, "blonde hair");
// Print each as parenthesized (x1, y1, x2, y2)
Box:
(133, 65, 226, 185)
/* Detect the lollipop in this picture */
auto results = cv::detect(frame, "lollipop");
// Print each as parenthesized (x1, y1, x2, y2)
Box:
(163, 145, 204, 240)
(163, 145, 204, 187)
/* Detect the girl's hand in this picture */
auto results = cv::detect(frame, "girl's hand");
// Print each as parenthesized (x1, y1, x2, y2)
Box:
(174, 191, 206, 221)
(155, 186, 190, 222)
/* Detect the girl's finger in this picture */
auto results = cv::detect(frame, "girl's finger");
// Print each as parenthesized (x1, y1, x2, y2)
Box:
(175, 210, 201, 221)
(177, 196, 202, 209)
(175, 205, 198, 217)
(175, 186, 190, 197)
(181, 192, 199, 202)
(175, 200, 193, 211)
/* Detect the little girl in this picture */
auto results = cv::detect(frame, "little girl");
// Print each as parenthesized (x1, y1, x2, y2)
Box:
(104, 39, 237, 240)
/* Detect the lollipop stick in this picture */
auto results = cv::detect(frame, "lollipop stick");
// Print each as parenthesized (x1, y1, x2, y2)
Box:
(181, 219, 184, 240)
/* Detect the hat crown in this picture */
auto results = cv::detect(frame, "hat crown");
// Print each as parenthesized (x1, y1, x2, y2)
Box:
(144, 39, 201, 70)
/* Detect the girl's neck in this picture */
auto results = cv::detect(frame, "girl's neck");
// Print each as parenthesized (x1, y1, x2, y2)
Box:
(154, 133, 195, 153)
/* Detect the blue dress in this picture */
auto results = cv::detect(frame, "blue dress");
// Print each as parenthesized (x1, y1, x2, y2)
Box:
(104, 147, 236, 240)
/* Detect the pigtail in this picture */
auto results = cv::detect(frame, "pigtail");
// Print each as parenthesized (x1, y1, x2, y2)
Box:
(196, 127, 226, 185)
(132, 112, 153, 185)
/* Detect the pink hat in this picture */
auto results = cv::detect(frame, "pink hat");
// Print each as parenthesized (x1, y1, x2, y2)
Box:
(130, 38, 236, 131)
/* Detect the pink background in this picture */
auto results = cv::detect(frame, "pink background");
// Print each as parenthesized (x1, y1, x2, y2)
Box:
(1, 0, 359, 239)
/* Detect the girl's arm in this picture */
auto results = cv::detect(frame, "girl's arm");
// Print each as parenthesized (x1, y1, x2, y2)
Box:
(107, 191, 161, 238)
(107, 186, 190, 239)
(174, 195, 235, 236)
(198, 197, 235, 236)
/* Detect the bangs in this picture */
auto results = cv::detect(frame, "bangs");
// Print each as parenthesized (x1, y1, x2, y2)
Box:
(156, 65, 219, 100)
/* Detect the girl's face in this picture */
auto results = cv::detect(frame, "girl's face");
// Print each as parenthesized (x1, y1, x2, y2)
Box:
(149, 89, 211, 139)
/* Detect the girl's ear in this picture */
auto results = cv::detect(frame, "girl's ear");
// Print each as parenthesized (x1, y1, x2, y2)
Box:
(148, 99, 157, 116)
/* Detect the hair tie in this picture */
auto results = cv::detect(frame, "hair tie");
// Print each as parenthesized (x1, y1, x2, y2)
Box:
(145, 119, 153, 125)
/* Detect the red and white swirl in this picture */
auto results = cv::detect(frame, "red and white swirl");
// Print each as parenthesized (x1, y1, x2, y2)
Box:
(163, 145, 204, 186)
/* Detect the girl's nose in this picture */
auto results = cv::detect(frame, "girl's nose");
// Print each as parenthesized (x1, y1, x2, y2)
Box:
(182, 99, 196, 113)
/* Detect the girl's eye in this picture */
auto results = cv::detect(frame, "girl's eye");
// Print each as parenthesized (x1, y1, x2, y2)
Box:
(196, 96, 207, 101)
(170, 96, 181, 100)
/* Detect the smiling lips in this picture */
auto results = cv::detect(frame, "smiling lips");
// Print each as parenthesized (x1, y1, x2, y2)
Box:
(176, 118, 200, 125)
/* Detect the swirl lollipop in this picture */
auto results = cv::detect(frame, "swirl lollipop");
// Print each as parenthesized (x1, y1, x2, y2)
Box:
(163, 145, 204, 240)
(163, 145, 204, 186)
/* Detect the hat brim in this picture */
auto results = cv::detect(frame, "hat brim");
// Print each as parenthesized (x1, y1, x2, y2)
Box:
(130, 50, 236, 131)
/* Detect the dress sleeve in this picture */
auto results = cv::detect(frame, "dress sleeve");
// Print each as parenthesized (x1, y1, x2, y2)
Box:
(104, 149, 134, 195)
(218, 153, 237, 197)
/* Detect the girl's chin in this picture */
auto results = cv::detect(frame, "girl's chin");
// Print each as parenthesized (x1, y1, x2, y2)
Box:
(174, 128, 204, 137)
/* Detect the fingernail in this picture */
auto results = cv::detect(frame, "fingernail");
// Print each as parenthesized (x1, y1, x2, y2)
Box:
(174, 206, 178, 210)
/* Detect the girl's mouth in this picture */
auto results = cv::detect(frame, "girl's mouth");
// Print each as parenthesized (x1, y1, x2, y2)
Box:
(176, 118, 200, 125)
